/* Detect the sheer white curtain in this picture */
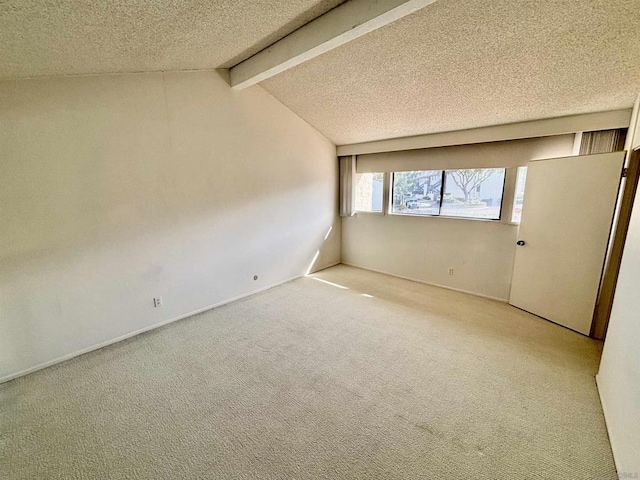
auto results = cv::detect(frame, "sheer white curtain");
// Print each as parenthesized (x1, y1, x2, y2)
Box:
(339, 155, 356, 217)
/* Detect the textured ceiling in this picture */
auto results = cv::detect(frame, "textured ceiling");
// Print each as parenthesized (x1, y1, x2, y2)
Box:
(0, 0, 343, 77)
(261, 0, 640, 144)
(1, 0, 638, 145)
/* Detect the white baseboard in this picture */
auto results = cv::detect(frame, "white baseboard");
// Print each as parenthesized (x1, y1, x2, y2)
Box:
(340, 262, 509, 303)
(595, 374, 622, 475)
(1, 262, 500, 384)
(310, 260, 341, 274)
(0, 274, 303, 384)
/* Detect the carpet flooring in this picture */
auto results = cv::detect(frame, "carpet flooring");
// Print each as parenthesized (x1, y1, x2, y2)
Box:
(1, 265, 615, 479)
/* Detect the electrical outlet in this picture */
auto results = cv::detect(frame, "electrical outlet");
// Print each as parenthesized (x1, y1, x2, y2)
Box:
(448, 268, 454, 275)
(153, 296, 163, 308)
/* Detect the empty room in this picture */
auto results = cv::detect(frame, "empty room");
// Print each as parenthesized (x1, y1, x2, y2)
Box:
(2, 1, 640, 479)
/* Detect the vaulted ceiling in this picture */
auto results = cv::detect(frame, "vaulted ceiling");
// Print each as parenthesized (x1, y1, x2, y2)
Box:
(0, 0, 344, 76)
(262, 0, 640, 144)
(2, 0, 639, 145)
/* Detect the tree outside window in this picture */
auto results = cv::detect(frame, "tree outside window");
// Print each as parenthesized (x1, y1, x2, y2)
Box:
(390, 168, 506, 219)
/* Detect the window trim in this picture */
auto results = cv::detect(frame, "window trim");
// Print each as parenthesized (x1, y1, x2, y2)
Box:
(509, 166, 528, 225)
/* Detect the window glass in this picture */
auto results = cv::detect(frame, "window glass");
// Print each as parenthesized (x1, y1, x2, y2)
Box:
(440, 168, 506, 220)
(355, 172, 384, 212)
(511, 166, 527, 223)
(391, 170, 442, 215)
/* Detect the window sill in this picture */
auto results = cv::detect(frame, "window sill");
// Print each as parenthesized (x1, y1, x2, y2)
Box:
(389, 212, 510, 223)
(354, 210, 385, 216)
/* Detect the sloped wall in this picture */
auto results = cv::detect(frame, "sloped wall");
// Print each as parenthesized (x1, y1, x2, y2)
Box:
(0, 70, 340, 381)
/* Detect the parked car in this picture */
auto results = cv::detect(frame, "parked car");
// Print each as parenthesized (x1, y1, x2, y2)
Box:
(405, 199, 419, 209)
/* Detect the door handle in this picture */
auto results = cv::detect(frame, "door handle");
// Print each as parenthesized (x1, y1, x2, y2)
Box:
(516, 240, 526, 246)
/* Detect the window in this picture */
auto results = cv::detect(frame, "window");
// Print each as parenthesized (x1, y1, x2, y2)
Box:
(511, 166, 527, 223)
(441, 168, 506, 220)
(355, 172, 384, 212)
(392, 170, 442, 215)
(390, 168, 506, 220)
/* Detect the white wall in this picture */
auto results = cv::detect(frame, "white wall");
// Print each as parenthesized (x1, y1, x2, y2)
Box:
(597, 179, 640, 474)
(0, 70, 340, 381)
(597, 95, 640, 473)
(342, 214, 517, 300)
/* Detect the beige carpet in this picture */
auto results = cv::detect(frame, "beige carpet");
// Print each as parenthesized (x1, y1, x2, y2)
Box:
(1, 265, 615, 479)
